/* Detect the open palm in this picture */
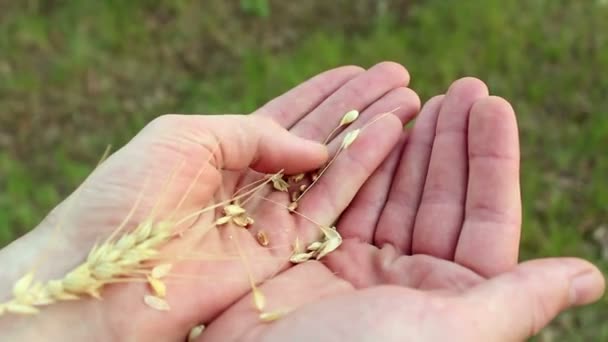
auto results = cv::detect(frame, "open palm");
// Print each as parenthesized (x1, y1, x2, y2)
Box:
(0, 62, 425, 341)
(198, 79, 604, 342)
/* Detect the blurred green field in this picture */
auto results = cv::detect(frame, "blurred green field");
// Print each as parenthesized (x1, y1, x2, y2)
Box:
(0, 0, 606, 340)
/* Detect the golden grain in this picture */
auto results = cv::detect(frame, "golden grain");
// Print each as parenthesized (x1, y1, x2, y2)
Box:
(315, 226, 342, 260)
(144, 295, 170, 311)
(223, 204, 246, 216)
(290, 191, 300, 203)
(256, 231, 269, 246)
(252, 288, 266, 311)
(339, 109, 359, 126)
(259, 308, 291, 322)
(151, 263, 173, 279)
(306, 241, 323, 251)
(289, 252, 314, 263)
(290, 173, 305, 183)
(270, 174, 289, 192)
(341, 129, 361, 149)
(188, 325, 206, 341)
(147, 276, 167, 298)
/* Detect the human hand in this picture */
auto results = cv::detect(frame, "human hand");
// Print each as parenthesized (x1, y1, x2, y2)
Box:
(197, 78, 606, 341)
(0, 62, 421, 341)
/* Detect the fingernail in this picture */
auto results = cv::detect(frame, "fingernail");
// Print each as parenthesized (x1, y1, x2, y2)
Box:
(569, 269, 605, 305)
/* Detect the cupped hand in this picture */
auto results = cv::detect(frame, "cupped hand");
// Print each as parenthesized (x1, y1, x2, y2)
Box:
(198, 78, 605, 342)
(0, 62, 420, 341)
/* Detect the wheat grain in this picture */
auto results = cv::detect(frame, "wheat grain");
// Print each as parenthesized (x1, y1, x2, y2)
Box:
(188, 325, 206, 341)
(151, 263, 173, 279)
(306, 241, 323, 251)
(269, 174, 289, 192)
(259, 308, 291, 322)
(147, 276, 167, 297)
(341, 129, 360, 149)
(252, 287, 266, 311)
(214, 203, 254, 228)
(256, 231, 269, 246)
(289, 252, 314, 263)
(339, 109, 359, 126)
(290, 191, 299, 203)
(324, 109, 360, 143)
(315, 226, 342, 260)
(289, 173, 305, 183)
(144, 295, 170, 311)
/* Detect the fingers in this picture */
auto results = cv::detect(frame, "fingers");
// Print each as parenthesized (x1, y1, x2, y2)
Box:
(337, 87, 421, 243)
(289, 62, 410, 142)
(338, 135, 406, 243)
(253, 65, 364, 128)
(454, 97, 521, 277)
(374, 95, 444, 253)
(324, 240, 484, 291)
(296, 114, 403, 241)
(328, 87, 421, 144)
(462, 258, 605, 340)
(411, 78, 489, 259)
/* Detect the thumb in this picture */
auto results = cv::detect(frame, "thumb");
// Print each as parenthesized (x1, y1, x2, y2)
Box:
(209, 115, 329, 173)
(463, 258, 605, 340)
(143, 114, 329, 174)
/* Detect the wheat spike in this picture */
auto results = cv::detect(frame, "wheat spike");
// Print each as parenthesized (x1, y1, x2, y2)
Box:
(0, 219, 174, 315)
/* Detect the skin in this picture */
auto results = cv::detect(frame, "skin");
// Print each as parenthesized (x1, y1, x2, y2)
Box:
(0, 63, 604, 341)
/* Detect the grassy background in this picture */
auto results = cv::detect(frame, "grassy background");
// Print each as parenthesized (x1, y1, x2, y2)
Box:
(0, 0, 606, 340)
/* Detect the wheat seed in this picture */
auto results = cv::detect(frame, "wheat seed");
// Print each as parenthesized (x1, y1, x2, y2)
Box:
(290, 173, 305, 183)
(188, 325, 205, 341)
(144, 295, 170, 311)
(341, 129, 360, 149)
(223, 204, 246, 216)
(252, 287, 266, 311)
(232, 215, 254, 228)
(259, 308, 291, 322)
(256, 231, 269, 246)
(151, 263, 172, 279)
(290, 191, 299, 203)
(339, 109, 359, 126)
(147, 276, 167, 298)
(215, 203, 254, 228)
(324, 109, 360, 143)
(289, 251, 314, 263)
(315, 226, 342, 260)
(214, 216, 232, 226)
(270, 174, 289, 192)
(307, 241, 323, 251)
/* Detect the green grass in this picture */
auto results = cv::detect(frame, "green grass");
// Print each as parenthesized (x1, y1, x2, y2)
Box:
(1, 0, 607, 340)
